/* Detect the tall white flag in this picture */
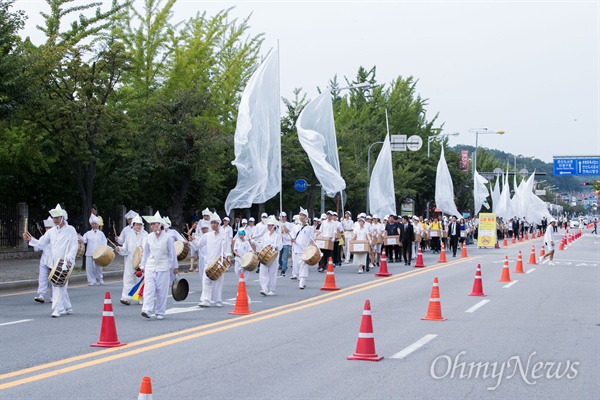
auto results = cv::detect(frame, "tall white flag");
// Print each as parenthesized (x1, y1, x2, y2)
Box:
(296, 91, 346, 197)
(473, 169, 490, 215)
(491, 175, 501, 212)
(368, 134, 396, 217)
(435, 147, 462, 218)
(225, 50, 281, 214)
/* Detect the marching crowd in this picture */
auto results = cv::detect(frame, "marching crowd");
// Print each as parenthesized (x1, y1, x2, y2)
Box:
(23, 203, 559, 320)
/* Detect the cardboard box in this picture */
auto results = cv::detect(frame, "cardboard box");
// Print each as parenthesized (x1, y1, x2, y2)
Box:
(349, 240, 370, 253)
(460, 230, 467, 238)
(384, 235, 399, 246)
(414, 233, 422, 242)
(314, 237, 334, 250)
(334, 231, 342, 239)
(429, 229, 441, 238)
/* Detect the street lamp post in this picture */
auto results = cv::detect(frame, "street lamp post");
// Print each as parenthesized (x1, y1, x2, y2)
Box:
(469, 128, 505, 215)
(366, 141, 384, 214)
(427, 132, 460, 157)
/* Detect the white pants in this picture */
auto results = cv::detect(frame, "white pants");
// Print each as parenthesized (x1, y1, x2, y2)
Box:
(297, 259, 309, 288)
(199, 266, 224, 305)
(121, 255, 137, 301)
(291, 253, 301, 278)
(234, 259, 249, 282)
(85, 256, 103, 284)
(259, 258, 278, 293)
(142, 270, 170, 316)
(51, 282, 71, 312)
(37, 264, 51, 298)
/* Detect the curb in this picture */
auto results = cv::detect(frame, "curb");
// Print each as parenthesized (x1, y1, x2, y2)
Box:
(0, 270, 124, 292)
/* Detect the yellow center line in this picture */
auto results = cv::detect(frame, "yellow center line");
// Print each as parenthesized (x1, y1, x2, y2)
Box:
(0, 258, 471, 390)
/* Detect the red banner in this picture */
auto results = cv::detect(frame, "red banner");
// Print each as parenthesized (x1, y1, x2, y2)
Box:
(461, 150, 469, 172)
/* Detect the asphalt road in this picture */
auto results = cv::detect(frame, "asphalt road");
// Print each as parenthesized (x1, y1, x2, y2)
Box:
(0, 233, 598, 400)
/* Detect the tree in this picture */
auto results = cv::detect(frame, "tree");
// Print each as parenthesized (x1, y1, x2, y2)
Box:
(0, 0, 27, 118)
(118, 6, 263, 226)
(17, 0, 130, 221)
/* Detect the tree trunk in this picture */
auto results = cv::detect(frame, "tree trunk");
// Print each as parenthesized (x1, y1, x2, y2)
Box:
(171, 167, 192, 230)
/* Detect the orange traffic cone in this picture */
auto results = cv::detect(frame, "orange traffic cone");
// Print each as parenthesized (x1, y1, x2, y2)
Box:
(91, 292, 126, 348)
(503, 236, 508, 247)
(414, 244, 426, 268)
(528, 245, 537, 265)
(525, 231, 529, 240)
(347, 300, 383, 361)
(469, 264, 486, 296)
(511, 235, 516, 244)
(437, 242, 447, 263)
(421, 277, 446, 321)
(498, 256, 512, 282)
(461, 245, 468, 258)
(539, 244, 545, 258)
(558, 236, 565, 251)
(138, 376, 153, 400)
(229, 273, 254, 315)
(321, 257, 341, 290)
(519, 232, 523, 242)
(514, 251, 525, 273)
(375, 248, 392, 277)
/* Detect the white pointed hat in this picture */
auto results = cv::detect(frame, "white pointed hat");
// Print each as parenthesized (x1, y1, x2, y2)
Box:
(202, 208, 211, 216)
(49, 203, 68, 219)
(43, 217, 54, 228)
(131, 215, 143, 225)
(265, 216, 279, 226)
(210, 213, 221, 224)
(163, 216, 172, 228)
(89, 213, 101, 225)
(143, 211, 163, 224)
(124, 210, 138, 220)
(299, 207, 308, 216)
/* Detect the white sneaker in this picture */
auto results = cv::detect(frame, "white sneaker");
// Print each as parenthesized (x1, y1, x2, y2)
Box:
(267, 291, 276, 296)
(542, 258, 549, 265)
(358, 267, 363, 274)
(51, 310, 61, 318)
(156, 314, 164, 320)
(60, 308, 73, 315)
(197, 302, 210, 308)
(214, 302, 223, 307)
(260, 290, 268, 296)
(34, 297, 45, 303)
(548, 261, 555, 266)
(299, 285, 305, 289)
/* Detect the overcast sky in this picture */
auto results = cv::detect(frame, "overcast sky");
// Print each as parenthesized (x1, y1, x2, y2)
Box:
(16, 0, 600, 164)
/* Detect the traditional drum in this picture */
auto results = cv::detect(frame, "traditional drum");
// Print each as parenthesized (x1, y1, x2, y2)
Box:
(76, 242, 85, 259)
(49, 258, 73, 287)
(301, 245, 321, 266)
(258, 245, 278, 265)
(174, 241, 190, 261)
(92, 245, 115, 267)
(205, 256, 231, 281)
(240, 252, 259, 272)
(132, 246, 143, 270)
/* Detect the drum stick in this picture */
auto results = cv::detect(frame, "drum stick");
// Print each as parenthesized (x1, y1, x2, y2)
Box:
(36, 222, 43, 236)
(107, 238, 118, 248)
(112, 221, 118, 238)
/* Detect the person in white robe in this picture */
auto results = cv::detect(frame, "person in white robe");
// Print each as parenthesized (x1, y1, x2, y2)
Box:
(140, 212, 178, 319)
(115, 215, 147, 305)
(24, 204, 78, 317)
(258, 216, 282, 296)
(80, 214, 107, 285)
(31, 217, 54, 303)
(292, 208, 316, 289)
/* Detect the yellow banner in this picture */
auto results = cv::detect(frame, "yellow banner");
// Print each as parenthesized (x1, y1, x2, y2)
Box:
(477, 213, 497, 248)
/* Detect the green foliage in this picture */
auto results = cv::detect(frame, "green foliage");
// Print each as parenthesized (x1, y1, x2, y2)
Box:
(0, 0, 28, 118)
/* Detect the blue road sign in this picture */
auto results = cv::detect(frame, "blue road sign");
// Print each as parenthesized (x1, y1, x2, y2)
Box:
(553, 157, 600, 176)
(294, 179, 308, 192)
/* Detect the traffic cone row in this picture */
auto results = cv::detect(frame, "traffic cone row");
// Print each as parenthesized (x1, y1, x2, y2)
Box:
(230, 273, 254, 315)
(138, 376, 153, 400)
(437, 242, 447, 263)
(498, 256, 512, 282)
(469, 264, 486, 296)
(91, 292, 126, 348)
(321, 257, 341, 290)
(414, 245, 426, 268)
(347, 300, 383, 361)
(375, 249, 392, 277)
(514, 251, 525, 274)
(528, 245, 537, 265)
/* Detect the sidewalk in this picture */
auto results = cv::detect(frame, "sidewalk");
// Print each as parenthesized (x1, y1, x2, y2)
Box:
(0, 254, 127, 292)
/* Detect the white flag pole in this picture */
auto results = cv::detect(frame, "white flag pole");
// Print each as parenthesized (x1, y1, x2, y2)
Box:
(278, 40, 283, 214)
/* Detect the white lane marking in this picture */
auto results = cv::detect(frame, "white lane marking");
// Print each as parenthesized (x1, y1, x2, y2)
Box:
(526, 268, 536, 274)
(503, 280, 518, 288)
(0, 319, 33, 327)
(167, 291, 196, 299)
(165, 307, 203, 315)
(465, 300, 490, 313)
(390, 334, 437, 359)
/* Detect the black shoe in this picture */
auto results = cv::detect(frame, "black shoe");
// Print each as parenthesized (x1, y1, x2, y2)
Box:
(408, 262, 411, 266)
(281, 272, 286, 277)
(317, 268, 324, 273)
